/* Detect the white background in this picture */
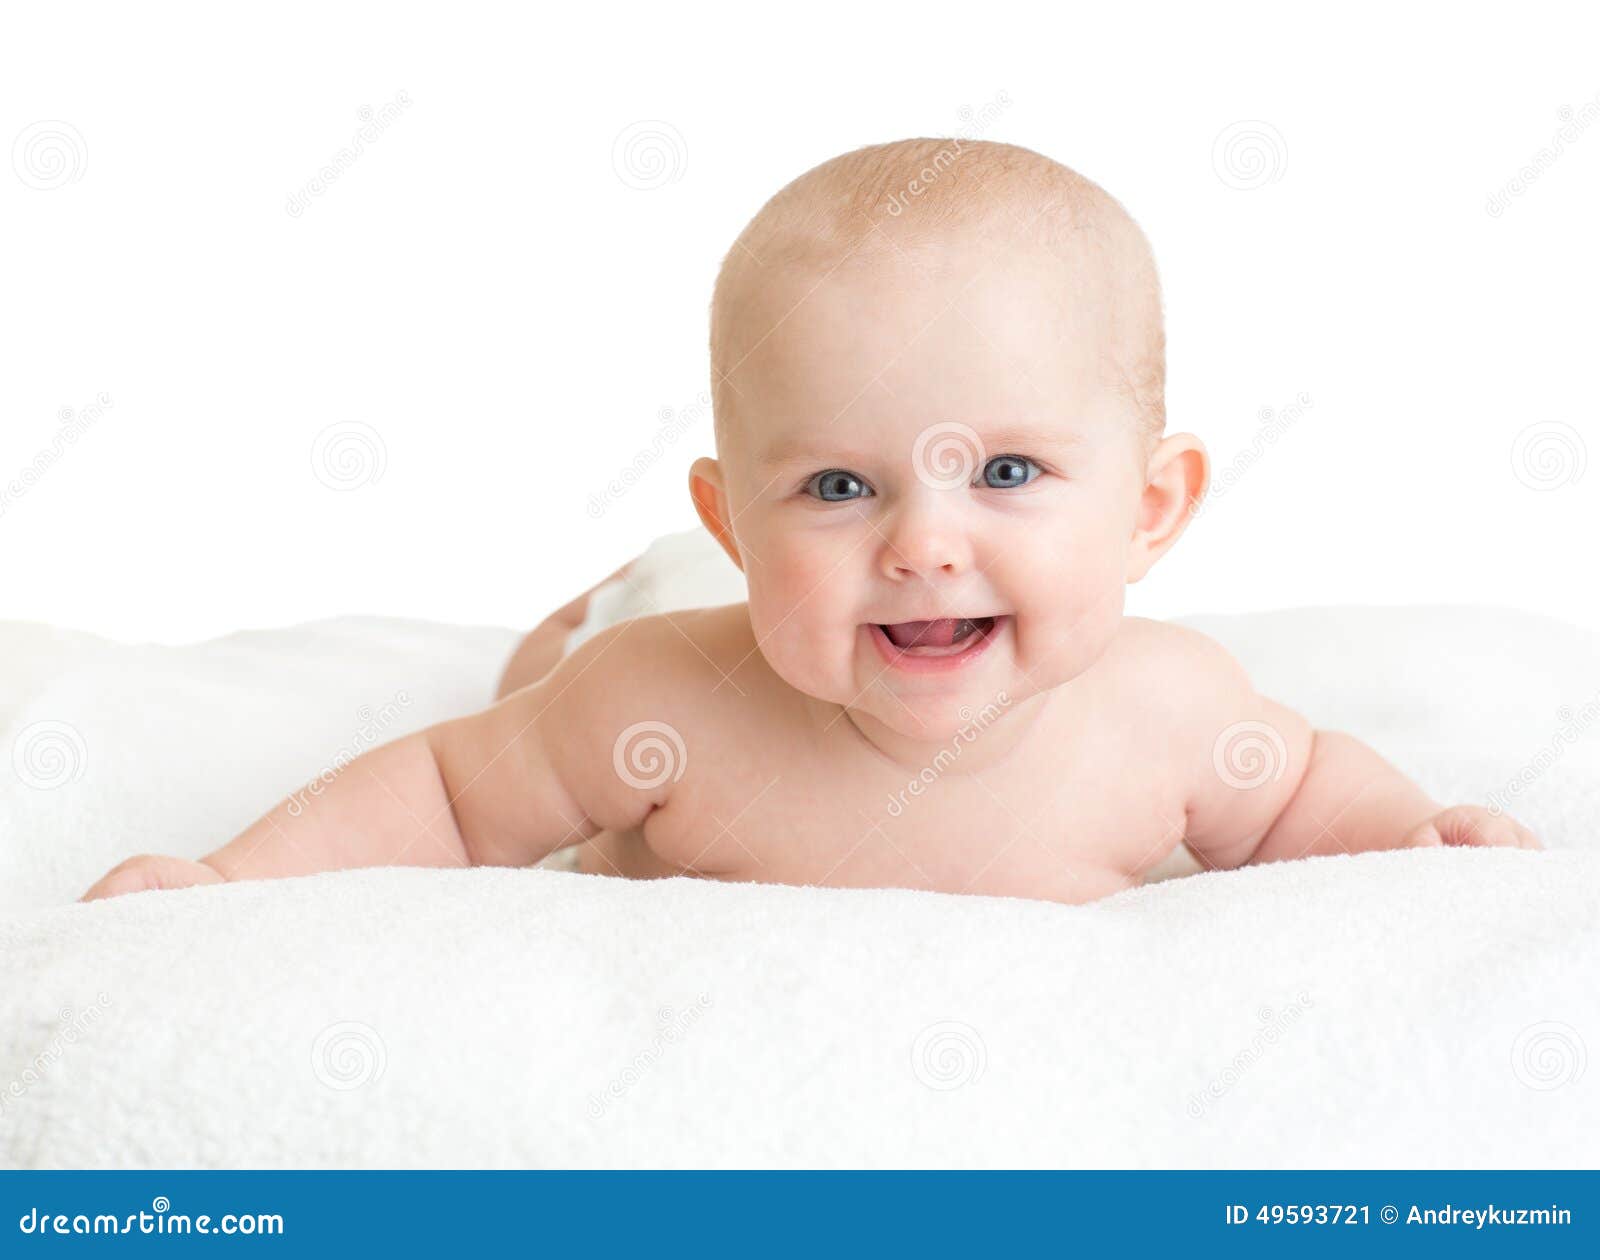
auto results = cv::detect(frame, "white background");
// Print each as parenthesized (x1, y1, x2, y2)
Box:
(2, 0, 1596, 643)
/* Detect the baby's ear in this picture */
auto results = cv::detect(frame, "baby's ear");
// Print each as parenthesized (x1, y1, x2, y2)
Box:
(689, 457, 744, 572)
(1126, 433, 1209, 582)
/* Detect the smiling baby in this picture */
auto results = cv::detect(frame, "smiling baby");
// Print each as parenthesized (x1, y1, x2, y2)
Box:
(84, 138, 1539, 906)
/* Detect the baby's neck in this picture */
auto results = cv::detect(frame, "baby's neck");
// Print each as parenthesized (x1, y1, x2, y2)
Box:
(833, 686, 1058, 774)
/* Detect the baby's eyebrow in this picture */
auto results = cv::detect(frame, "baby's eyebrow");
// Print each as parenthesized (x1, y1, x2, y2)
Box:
(752, 440, 875, 471)
(978, 425, 1090, 453)
(753, 426, 1087, 470)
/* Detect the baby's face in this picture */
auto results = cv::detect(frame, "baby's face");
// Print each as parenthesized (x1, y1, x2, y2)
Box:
(714, 241, 1151, 740)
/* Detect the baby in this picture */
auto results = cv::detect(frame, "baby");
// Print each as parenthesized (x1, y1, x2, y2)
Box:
(85, 138, 1539, 906)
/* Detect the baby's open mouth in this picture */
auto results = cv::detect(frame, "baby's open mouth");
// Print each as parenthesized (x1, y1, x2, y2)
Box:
(874, 616, 997, 656)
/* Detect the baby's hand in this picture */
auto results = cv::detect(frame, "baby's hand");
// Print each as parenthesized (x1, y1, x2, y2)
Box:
(82, 854, 225, 901)
(1400, 805, 1542, 851)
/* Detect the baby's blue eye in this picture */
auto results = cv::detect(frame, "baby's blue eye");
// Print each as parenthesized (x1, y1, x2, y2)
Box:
(980, 455, 1040, 489)
(806, 469, 874, 501)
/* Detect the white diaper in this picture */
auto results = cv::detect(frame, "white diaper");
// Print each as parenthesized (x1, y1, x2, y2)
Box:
(564, 527, 746, 656)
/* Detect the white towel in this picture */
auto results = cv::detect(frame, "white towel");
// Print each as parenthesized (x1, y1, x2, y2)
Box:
(1, 534, 1597, 1167)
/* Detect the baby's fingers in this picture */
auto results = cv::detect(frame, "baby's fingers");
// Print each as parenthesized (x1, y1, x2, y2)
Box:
(1435, 805, 1539, 849)
(1399, 818, 1445, 850)
(81, 854, 224, 901)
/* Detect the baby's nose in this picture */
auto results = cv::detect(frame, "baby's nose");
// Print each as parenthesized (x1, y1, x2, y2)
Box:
(878, 510, 972, 581)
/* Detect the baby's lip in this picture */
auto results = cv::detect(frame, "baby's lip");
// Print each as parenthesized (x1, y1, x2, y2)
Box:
(876, 616, 993, 650)
(867, 615, 1005, 670)
(868, 610, 1007, 627)
(870, 617, 1004, 655)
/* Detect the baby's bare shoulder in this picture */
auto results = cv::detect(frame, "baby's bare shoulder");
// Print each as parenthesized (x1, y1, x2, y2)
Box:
(1093, 616, 1253, 708)
(534, 603, 780, 738)
(487, 603, 784, 828)
(1092, 617, 1314, 847)
(1084, 617, 1299, 769)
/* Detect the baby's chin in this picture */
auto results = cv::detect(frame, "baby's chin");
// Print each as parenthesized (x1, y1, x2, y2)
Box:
(845, 688, 1021, 744)
(759, 620, 1027, 743)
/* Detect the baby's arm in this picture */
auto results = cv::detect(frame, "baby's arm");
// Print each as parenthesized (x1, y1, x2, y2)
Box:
(82, 620, 665, 900)
(1239, 729, 1537, 860)
(1173, 630, 1539, 870)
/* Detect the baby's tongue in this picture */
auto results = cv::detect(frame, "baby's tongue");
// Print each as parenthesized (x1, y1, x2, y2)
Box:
(882, 618, 972, 649)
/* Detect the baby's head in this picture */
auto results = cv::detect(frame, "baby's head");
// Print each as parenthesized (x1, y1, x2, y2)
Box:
(690, 138, 1207, 741)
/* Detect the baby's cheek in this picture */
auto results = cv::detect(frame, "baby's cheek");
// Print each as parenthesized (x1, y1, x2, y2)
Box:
(1014, 545, 1127, 684)
(745, 562, 857, 698)
(746, 603, 848, 701)
(750, 534, 856, 624)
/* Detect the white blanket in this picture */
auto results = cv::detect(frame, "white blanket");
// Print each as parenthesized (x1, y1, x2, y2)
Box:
(2, 551, 1598, 1166)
